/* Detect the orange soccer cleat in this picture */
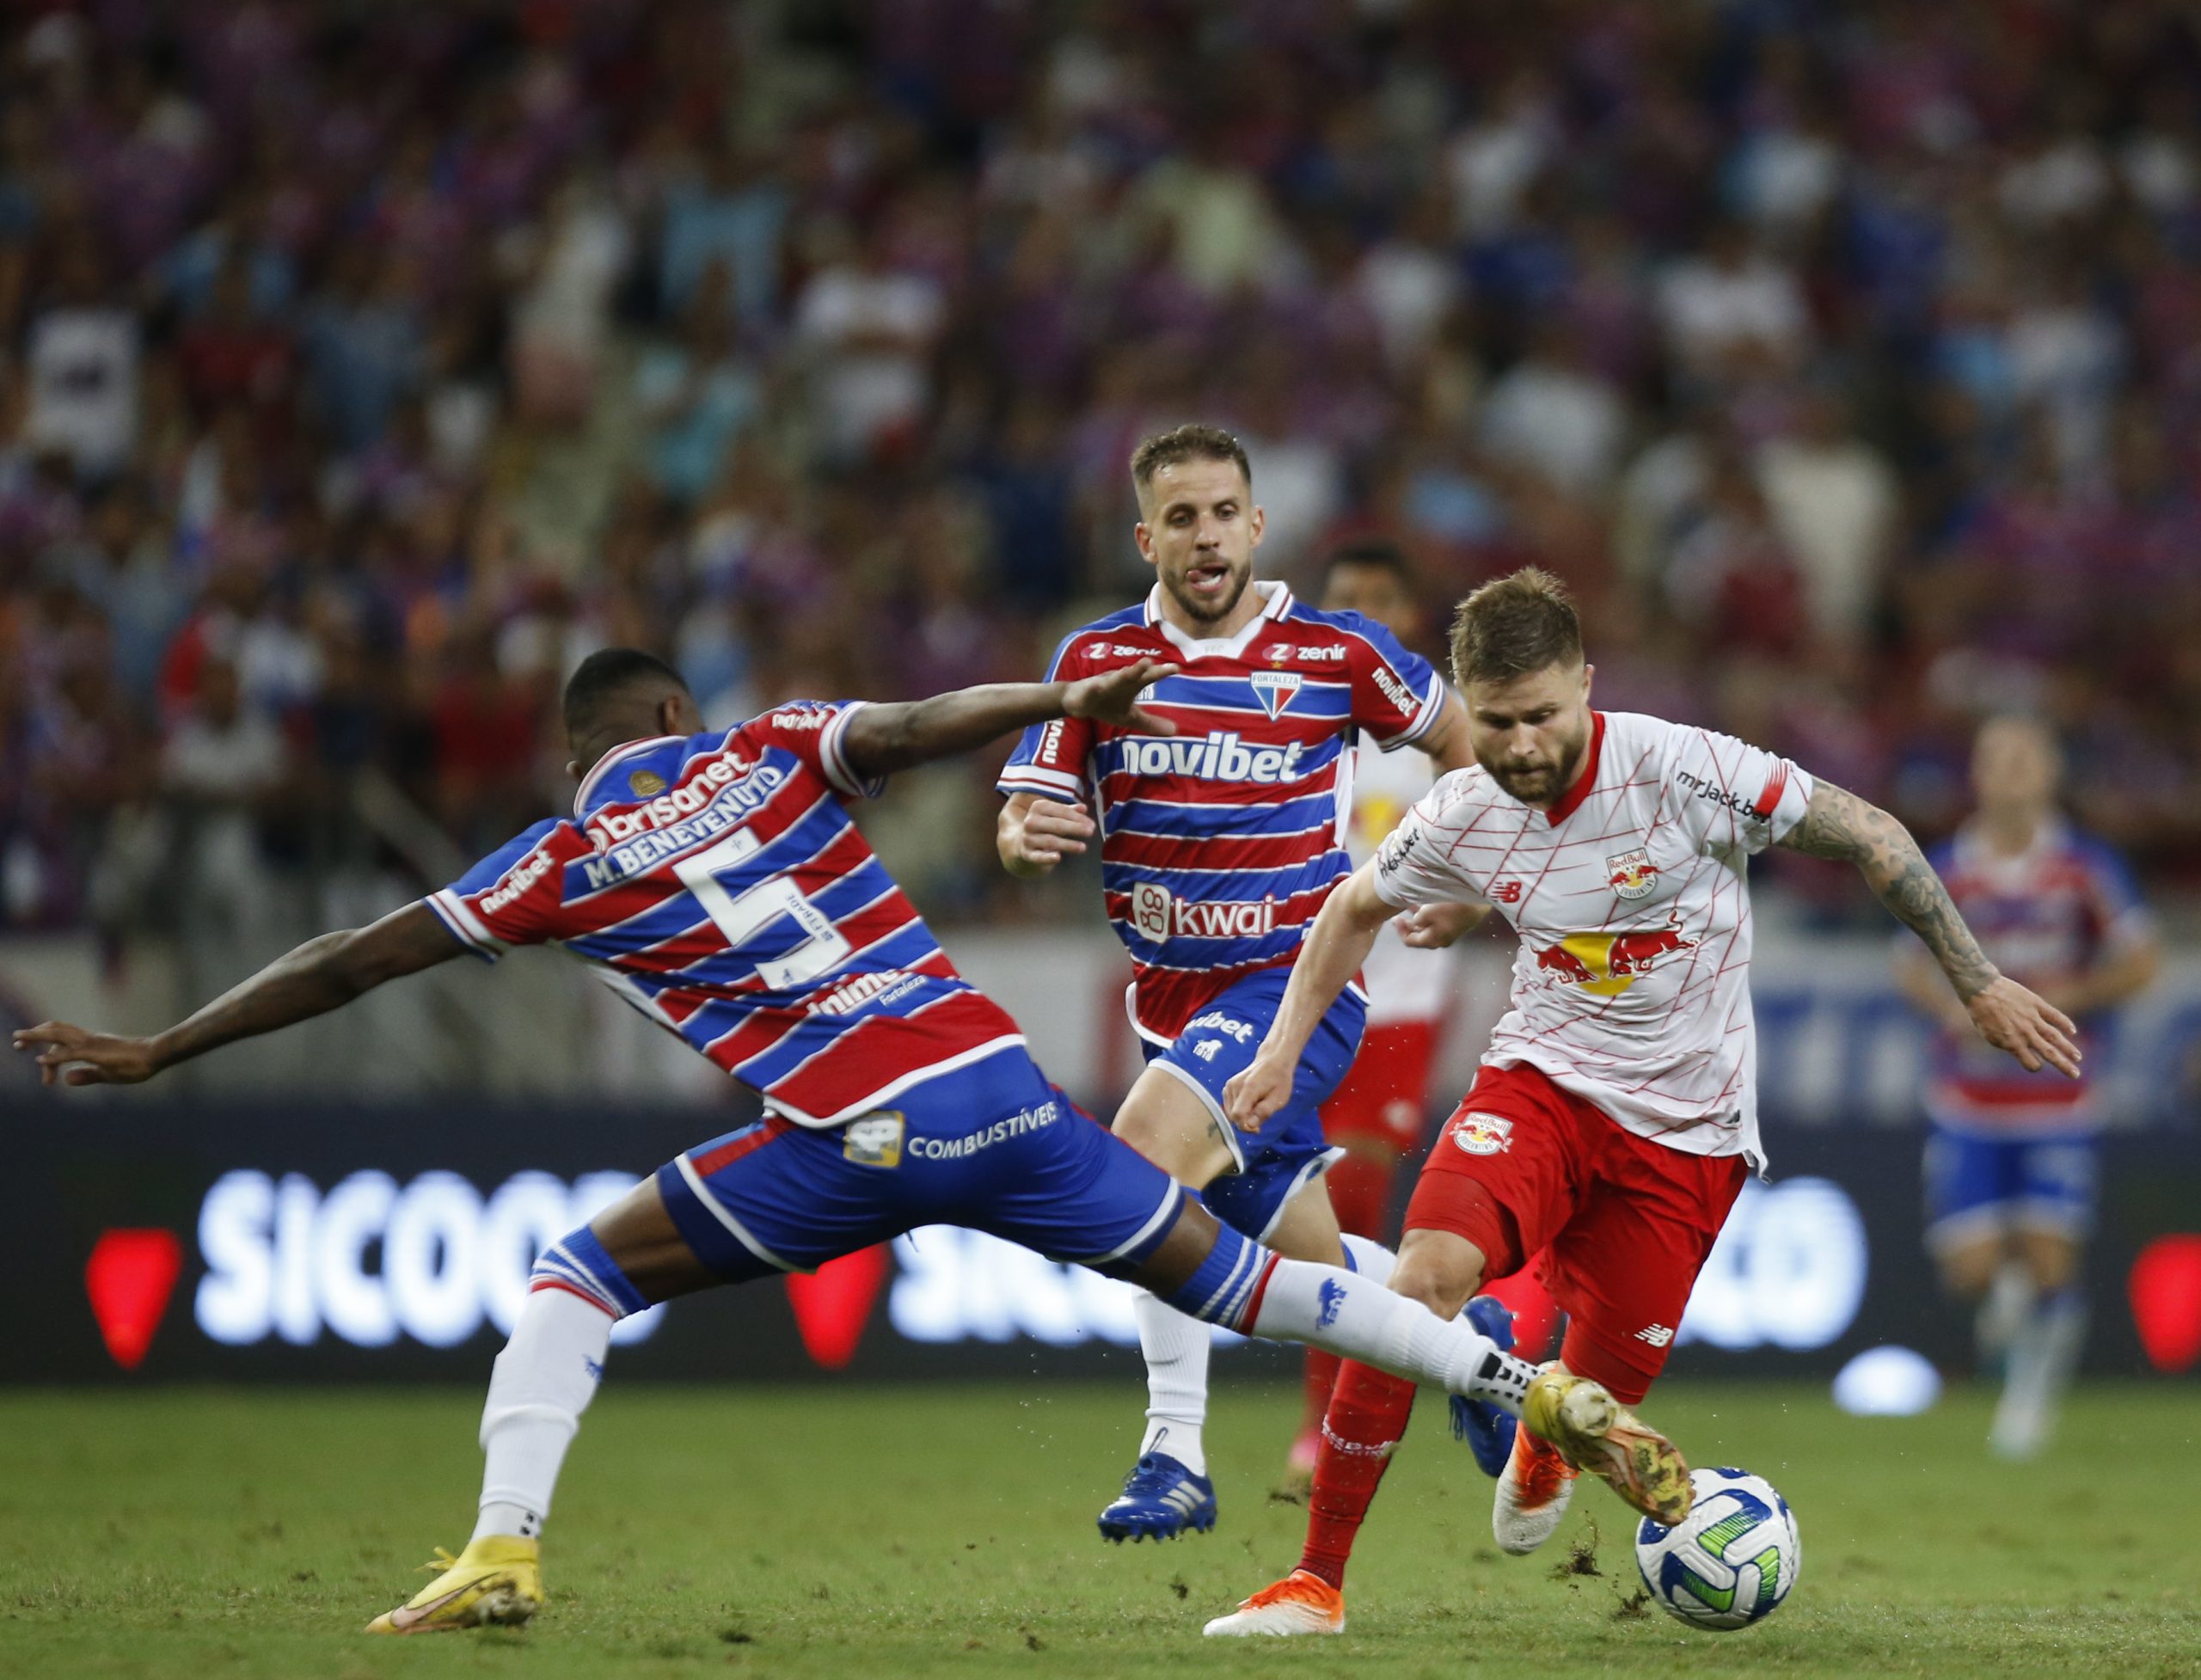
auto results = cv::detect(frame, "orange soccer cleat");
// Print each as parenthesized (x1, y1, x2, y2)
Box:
(1201, 1568, 1346, 1638)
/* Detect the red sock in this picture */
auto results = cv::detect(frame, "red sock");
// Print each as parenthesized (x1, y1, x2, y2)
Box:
(1324, 1153, 1393, 1242)
(1298, 1347, 1341, 1441)
(1297, 1358, 1418, 1589)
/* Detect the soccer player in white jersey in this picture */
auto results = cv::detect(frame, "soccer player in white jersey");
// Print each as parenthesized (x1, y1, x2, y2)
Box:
(996, 426, 1480, 1541)
(1204, 567, 2081, 1636)
(1285, 540, 1543, 1491)
(1895, 714, 2157, 1458)
(16, 647, 1679, 1634)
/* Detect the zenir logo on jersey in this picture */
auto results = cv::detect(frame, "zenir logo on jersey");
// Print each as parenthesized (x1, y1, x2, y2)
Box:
(1249, 669, 1303, 719)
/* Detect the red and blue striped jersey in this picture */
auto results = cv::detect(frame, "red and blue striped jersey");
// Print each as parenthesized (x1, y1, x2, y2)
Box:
(426, 702, 1026, 1126)
(998, 582, 1446, 1041)
(1922, 818, 2151, 1131)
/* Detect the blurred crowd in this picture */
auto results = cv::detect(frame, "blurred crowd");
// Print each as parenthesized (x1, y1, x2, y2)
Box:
(3, 0, 2199, 941)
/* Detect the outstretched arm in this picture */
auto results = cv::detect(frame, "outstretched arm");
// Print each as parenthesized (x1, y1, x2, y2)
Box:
(1779, 781, 2081, 1076)
(13, 903, 463, 1087)
(1223, 862, 1396, 1131)
(840, 659, 1177, 781)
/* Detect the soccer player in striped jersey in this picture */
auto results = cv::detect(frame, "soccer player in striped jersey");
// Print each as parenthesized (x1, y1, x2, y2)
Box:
(1895, 714, 2157, 1458)
(996, 426, 1479, 1541)
(1201, 568, 2079, 1636)
(15, 647, 1681, 1634)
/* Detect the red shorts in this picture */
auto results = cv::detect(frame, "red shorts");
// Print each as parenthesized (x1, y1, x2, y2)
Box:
(1403, 1062, 1747, 1388)
(1319, 1020, 1438, 1154)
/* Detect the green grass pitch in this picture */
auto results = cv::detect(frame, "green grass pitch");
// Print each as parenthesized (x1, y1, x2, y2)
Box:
(3, 1380, 2197, 1679)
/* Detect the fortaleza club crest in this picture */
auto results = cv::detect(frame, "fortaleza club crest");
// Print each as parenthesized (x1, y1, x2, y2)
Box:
(1249, 669, 1302, 719)
(1451, 1112, 1514, 1156)
(1606, 846, 1658, 899)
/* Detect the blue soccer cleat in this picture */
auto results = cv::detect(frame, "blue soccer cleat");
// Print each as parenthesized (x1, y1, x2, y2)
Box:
(1097, 1452, 1217, 1542)
(1449, 1295, 1521, 1478)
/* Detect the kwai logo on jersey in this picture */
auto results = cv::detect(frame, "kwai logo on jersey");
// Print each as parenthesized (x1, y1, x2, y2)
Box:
(1118, 731, 1307, 783)
(1533, 919, 1698, 996)
(1130, 882, 1277, 943)
(1606, 847, 1658, 901)
(1249, 670, 1303, 719)
(1450, 1112, 1514, 1156)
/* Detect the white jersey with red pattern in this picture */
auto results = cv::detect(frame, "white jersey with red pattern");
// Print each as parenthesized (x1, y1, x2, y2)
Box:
(426, 702, 1025, 1127)
(1370, 709, 1816, 1167)
(1922, 817, 2150, 1133)
(1344, 727, 1451, 1027)
(998, 580, 1445, 1042)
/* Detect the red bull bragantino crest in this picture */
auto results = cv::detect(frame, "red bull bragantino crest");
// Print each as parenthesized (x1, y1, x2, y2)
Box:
(1605, 847, 1658, 900)
(1533, 919, 1698, 996)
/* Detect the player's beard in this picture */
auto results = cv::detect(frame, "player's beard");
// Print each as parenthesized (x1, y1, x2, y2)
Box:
(1481, 712, 1591, 806)
(1162, 552, 1252, 626)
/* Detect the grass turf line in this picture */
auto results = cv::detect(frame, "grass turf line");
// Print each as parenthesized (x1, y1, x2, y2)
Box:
(1, 1380, 2197, 1679)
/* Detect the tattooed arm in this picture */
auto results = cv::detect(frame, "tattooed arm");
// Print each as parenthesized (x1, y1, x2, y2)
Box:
(1778, 781, 2082, 1077)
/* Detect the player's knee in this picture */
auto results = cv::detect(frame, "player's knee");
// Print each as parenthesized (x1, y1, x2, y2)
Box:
(2019, 1231, 2080, 1293)
(530, 1225, 651, 1321)
(1936, 1237, 2002, 1300)
(1389, 1235, 1481, 1320)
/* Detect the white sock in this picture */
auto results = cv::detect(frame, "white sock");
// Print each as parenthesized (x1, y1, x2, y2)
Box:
(1134, 1292, 1211, 1476)
(1992, 1288, 2087, 1458)
(470, 1287, 614, 1543)
(1248, 1257, 1535, 1414)
(1340, 1232, 1396, 1287)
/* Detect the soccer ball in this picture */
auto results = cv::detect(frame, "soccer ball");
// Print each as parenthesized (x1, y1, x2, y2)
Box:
(1634, 1467, 1799, 1631)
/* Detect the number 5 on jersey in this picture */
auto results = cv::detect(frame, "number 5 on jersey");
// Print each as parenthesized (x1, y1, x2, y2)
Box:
(671, 830, 851, 990)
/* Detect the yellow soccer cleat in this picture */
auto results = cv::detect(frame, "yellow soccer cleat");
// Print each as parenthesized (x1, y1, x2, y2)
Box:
(1521, 1370, 1692, 1528)
(365, 1536, 542, 1634)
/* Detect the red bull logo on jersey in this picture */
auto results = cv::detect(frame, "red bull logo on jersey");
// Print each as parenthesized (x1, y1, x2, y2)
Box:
(1606, 847, 1658, 901)
(1119, 731, 1308, 783)
(1130, 881, 1278, 943)
(1532, 920, 1698, 996)
(1450, 1111, 1514, 1156)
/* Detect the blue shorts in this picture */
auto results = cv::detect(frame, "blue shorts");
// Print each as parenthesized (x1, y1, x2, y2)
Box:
(1142, 969, 1366, 1242)
(659, 1047, 1186, 1281)
(1923, 1120, 2100, 1250)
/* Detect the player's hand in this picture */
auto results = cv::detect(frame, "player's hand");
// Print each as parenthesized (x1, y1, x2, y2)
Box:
(1223, 1047, 1296, 1133)
(11, 1021, 163, 1087)
(1064, 659, 1179, 735)
(1395, 902, 1484, 949)
(1964, 977, 2081, 1078)
(1005, 796, 1095, 872)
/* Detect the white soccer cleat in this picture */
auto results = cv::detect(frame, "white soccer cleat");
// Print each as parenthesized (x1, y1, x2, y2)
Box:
(1201, 1569, 1345, 1637)
(1493, 1420, 1579, 1555)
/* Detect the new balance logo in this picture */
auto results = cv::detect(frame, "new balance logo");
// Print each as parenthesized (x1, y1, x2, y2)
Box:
(1633, 1324, 1675, 1348)
(1490, 880, 1524, 904)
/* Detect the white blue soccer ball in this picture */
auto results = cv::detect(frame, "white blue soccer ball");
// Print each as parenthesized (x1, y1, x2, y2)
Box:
(1634, 1467, 1799, 1630)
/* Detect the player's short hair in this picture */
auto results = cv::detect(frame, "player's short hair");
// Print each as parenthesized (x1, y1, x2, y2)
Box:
(1130, 424, 1252, 499)
(1322, 538, 1413, 588)
(563, 647, 690, 739)
(1447, 567, 1583, 688)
